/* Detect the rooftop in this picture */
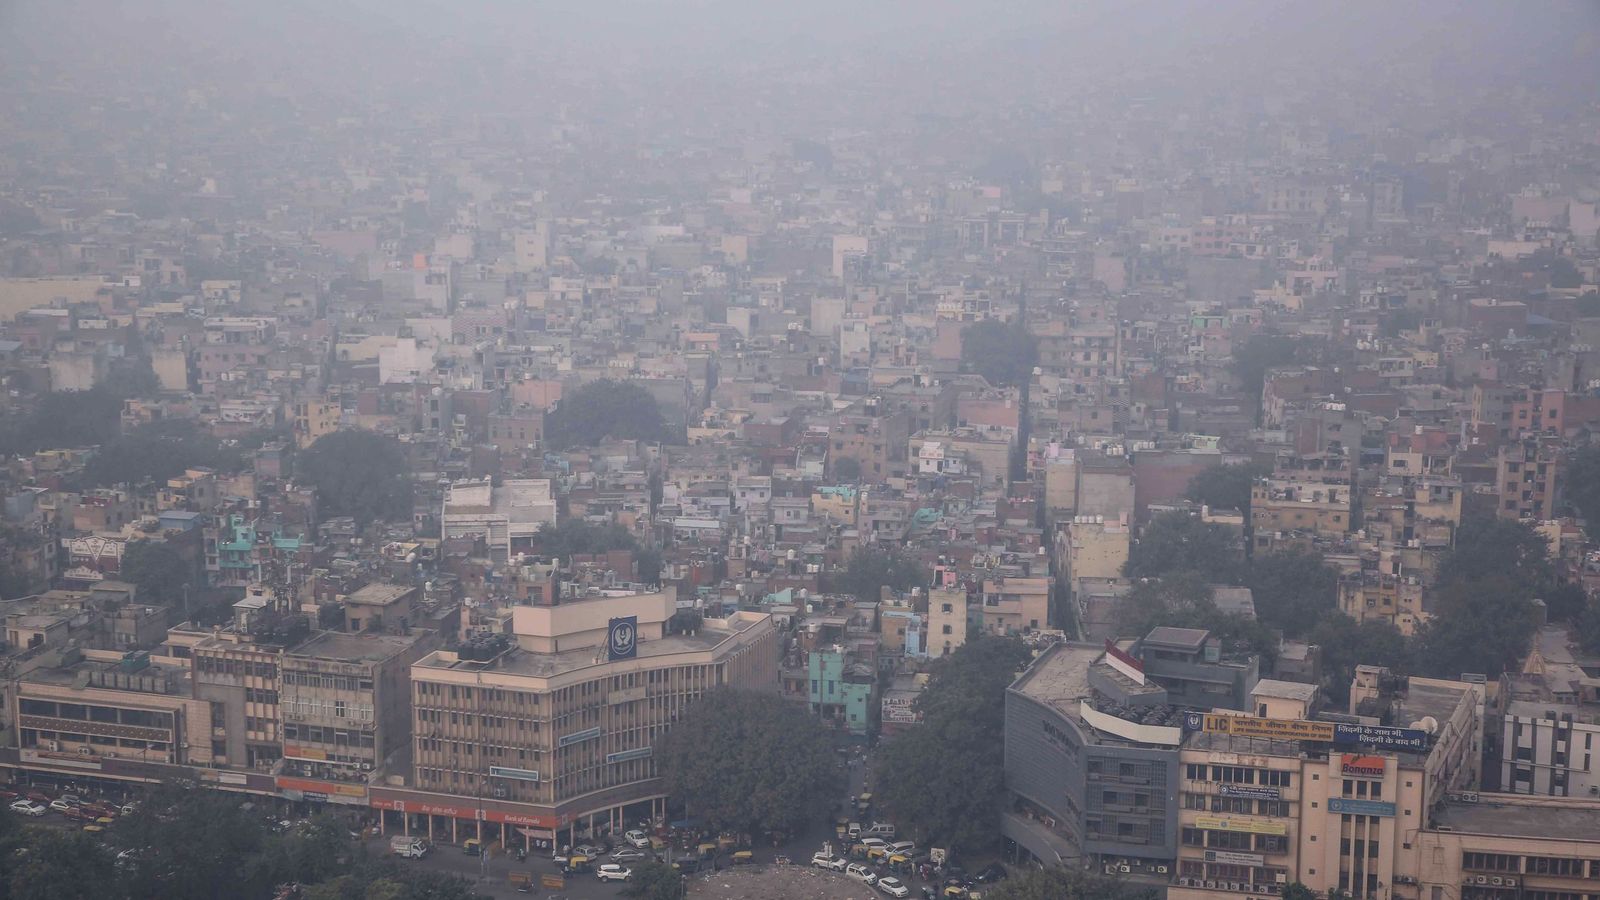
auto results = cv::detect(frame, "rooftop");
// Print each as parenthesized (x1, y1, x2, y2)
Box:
(1434, 798, 1600, 843)
(1010, 641, 1098, 716)
(289, 629, 423, 664)
(1144, 626, 1210, 652)
(1252, 679, 1319, 703)
(418, 616, 763, 680)
(345, 582, 414, 607)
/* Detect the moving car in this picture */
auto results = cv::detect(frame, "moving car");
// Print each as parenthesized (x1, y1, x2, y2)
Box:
(812, 852, 847, 871)
(864, 823, 896, 839)
(974, 863, 1008, 883)
(596, 864, 632, 882)
(860, 837, 889, 852)
(610, 848, 648, 863)
(846, 862, 879, 885)
(10, 800, 46, 817)
(877, 876, 911, 898)
(624, 829, 651, 848)
(49, 798, 76, 813)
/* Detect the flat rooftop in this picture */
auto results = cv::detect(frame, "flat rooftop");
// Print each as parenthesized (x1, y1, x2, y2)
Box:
(1434, 799, 1600, 843)
(417, 618, 761, 680)
(289, 629, 422, 663)
(1253, 679, 1318, 702)
(346, 583, 414, 607)
(1010, 642, 1099, 716)
(1393, 680, 1471, 728)
(1144, 626, 1210, 651)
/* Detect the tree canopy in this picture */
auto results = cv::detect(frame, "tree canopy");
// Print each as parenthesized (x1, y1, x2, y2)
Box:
(0, 387, 124, 457)
(874, 636, 1032, 855)
(533, 519, 661, 584)
(622, 860, 687, 900)
(82, 420, 243, 488)
(544, 379, 669, 450)
(1113, 573, 1277, 660)
(829, 545, 931, 603)
(1566, 444, 1600, 530)
(119, 540, 196, 609)
(960, 319, 1038, 388)
(983, 866, 1159, 900)
(1124, 511, 1242, 583)
(1185, 462, 1269, 512)
(1231, 333, 1302, 421)
(297, 429, 412, 525)
(654, 687, 844, 837)
(1246, 550, 1340, 639)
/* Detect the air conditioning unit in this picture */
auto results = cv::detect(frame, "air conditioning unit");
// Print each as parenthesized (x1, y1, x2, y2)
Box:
(1176, 877, 1191, 887)
(1205, 881, 1217, 889)
(1491, 876, 1503, 886)
(1504, 877, 1518, 887)
(1230, 882, 1243, 891)
(43, 740, 59, 752)
(77, 746, 93, 756)
(1475, 875, 1490, 885)
(1156, 865, 1168, 874)
(360, 763, 372, 771)
(1106, 866, 1117, 875)
(1119, 865, 1132, 873)
(1275, 874, 1288, 883)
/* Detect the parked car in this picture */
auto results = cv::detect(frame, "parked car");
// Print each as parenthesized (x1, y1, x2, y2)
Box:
(864, 822, 896, 839)
(812, 852, 847, 871)
(888, 840, 917, 856)
(610, 848, 648, 863)
(624, 829, 651, 848)
(596, 864, 632, 883)
(846, 862, 879, 885)
(975, 863, 1008, 883)
(49, 798, 76, 813)
(10, 800, 46, 817)
(877, 876, 911, 898)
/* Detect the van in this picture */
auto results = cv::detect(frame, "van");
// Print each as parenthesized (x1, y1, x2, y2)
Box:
(390, 836, 429, 859)
(848, 822, 864, 839)
(864, 823, 896, 839)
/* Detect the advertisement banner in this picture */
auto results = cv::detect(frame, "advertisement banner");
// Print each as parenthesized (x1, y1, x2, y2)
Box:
(1333, 723, 1428, 753)
(1203, 850, 1265, 866)
(1327, 798, 1396, 817)
(1340, 755, 1387, 779)
(1194, 714, 1336, 742)
(1195, 816, 1289, 836)
(489, 766, 540, 782)
(1103, 639, 1146, 685)
(276, 777, 367, 798)
(557, 727, 603, 748)
(1219, 784, 1282, 801)
(607, 616, 638, 661)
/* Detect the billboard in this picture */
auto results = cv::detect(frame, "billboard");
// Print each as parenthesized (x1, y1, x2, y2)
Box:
(1220, 785, 1282, 801)
(1340, 754, 1386, 778)
(1195, 816, 1288, 836)
(607, 616, 638, 661)
(1103, 639, 1146, 685)
(1186, 712, 1336, 742)
(1333, 723, 1428, 753)
(1327, 798, 1396, 817)
(1203, 850, 1265, 866)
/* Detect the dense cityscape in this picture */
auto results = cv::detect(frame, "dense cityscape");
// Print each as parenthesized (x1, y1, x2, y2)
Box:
(2, 2, 1600, 899)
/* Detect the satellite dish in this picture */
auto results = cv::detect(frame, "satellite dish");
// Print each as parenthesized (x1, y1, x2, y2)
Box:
(1420, 716, 1439, 734)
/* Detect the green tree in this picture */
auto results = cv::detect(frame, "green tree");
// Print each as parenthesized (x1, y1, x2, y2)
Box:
(1415, 575, 1539, 680)
(0, 387, 124, 457)
(874, 637, 1032, 855)
(114, 784, 270, 900)
(83, 420, 243, 488)
(655, 687, 844, 837)
(982, 865, 1157, 900)
(831, 456, 862, 482)
(1576, 596, 1600, 656)
(535, 521, 641, 558)
(1438, 515, 1551, 586)
(960, 319, 1038, 388)
(830, 546, 931, 603)
(1114, 573, 1278, 659)
(1308, 612, 1409, 707)
(623, 860, 686, 900)
(1566, 445, 1600, 529)
(1577, 291, 1600, 318)
(119, 540, 194, 609)
(544, 379, 668, 451)
(1247, 550, 1339, 639)
(1231, 333, 1301, 422)
(5, 829, 117, 900)
(1185, 462, 1269, 512)
(297, 430, 412, 525)
(1281, 884, 1318, 900)
(1124, 511, 1242, 582)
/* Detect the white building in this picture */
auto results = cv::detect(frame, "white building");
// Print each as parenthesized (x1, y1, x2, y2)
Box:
(440, 479, 556, 558)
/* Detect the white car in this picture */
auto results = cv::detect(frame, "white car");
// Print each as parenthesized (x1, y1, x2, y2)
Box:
(877, 876, 911, 898)
(812, 852, 847, 871)
(9, 800, 45, 817)
(846, 863, 878, 885)
(596, 864, 632, 883)
(625, 829, 651, 848)
(49, 798, 76, 813)
(860, 837, 889, 852)
(888, 840, 917, 856)
(610, 848, 648, 863)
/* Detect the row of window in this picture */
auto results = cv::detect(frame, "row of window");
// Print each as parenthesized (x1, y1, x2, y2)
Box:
(1180, 828, 1288, 854)
(283, 671, 373, 692)
(1463, 852, 1600, 878)
(284, 724, 375, 748)
(194, 656, 278, 679)
(19, 699, 173, 730)
(1185, 764, 1295, 787)
(1181, 793, 1290, 817)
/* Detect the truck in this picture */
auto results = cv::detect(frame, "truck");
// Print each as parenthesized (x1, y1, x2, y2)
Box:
(390, 836, 429, 859)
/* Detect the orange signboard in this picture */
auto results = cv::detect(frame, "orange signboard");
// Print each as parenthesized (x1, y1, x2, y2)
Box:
(1340, 754, 1386, 778)
(276, 776, 366, 798)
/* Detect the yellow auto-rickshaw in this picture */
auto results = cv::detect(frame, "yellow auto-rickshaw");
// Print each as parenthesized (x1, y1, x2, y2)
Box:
(856, 793, 873, 812)
(850, 843, 870, 858)
(888, 853, 909, 872)
(565, 855, 591, 873)
(462, 838, 483, 856)
(732, 850, 754, 866)
(649, 836, 666, 851)
(697, 842, 717, 860)
(944, 887, 967, 899)
(82, 824, 105, 834)
(867, 846, 889, 862)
